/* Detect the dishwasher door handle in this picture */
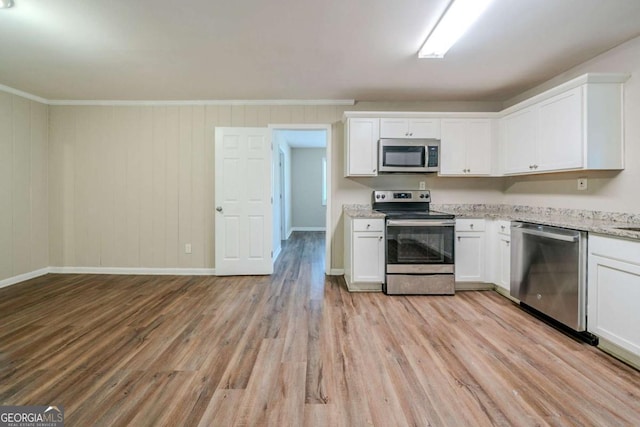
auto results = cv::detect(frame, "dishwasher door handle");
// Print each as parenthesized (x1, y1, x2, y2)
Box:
(518, 227, 578, 242)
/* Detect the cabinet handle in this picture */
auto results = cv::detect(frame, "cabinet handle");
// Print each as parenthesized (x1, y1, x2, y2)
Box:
(409, 132, 413, 136)
(379, 236, 383, 241)
(457, 236, 461, 241)
(470, 223, 474, 229)
(405, 132, 409, 136)
(506, 240, 510, 246)
(534, 164, 538, 169)
(373, 168, 376, 173)
(501, 225, 505, 231)
(529, 165, 533, 169)
(366, 224, 371, 229)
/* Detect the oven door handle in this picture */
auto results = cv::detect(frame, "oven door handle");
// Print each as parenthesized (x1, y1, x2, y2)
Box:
(386, 220, 455, 227)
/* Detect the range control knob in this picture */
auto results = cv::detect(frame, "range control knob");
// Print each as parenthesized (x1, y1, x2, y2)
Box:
(381, 194, 386, 199)
(420, 194, 425, 199)
(376, 194, 380, 199)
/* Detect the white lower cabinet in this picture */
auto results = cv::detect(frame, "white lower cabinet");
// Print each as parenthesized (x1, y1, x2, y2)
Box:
(588, 235, 640, 363)
(455, 219, 486, 282)
(494, 220, 511, 292)
(344, 217, 385, 291)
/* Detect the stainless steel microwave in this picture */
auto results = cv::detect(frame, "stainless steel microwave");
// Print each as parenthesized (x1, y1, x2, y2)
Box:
(378, 139, 440, 173)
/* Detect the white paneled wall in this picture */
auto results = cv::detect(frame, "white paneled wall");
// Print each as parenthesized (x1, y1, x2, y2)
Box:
(0, 92, 49, 282)
(48, 104, 344, 269)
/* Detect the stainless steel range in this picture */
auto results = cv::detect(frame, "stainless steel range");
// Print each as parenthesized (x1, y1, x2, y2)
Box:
(373, 190, 455, 295)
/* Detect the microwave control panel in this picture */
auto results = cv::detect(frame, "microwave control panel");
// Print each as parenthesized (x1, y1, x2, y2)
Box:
(427, 146, 439, 167)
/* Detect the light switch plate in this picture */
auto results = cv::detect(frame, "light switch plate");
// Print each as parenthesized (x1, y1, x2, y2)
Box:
(185, 243, 192, 254)
(419, 181, 426, 190)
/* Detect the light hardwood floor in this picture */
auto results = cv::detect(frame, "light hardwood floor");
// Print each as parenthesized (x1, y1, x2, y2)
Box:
(1, 231, 639, 426)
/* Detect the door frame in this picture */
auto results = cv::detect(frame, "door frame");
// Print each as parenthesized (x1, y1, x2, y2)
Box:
(269, 124, 332, 275)
(279, 148, 286, 240)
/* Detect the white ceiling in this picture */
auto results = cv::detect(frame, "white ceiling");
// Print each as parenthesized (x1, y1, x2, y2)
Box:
(1, 0, 640, 102)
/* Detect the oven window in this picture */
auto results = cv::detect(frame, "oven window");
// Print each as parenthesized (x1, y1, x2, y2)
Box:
(386, 225, 454, 264)
(382, 146, 425, 167)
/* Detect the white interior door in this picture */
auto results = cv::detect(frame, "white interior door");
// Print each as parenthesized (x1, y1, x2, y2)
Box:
(215, 127, 272, 275)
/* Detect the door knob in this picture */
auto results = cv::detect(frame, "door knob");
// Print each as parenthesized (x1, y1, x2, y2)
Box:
(216, 206, 223, 212)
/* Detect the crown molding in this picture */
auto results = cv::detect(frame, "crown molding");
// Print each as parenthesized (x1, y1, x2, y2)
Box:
(47, 98, 355, 106)
(0, 84, 49, 104)
(0, 84, 355, 106)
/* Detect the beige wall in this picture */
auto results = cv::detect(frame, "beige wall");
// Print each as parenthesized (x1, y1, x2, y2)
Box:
(48, 101, 501, 271)
(501, 36, 640, 213)
(0, 91, 49, 281)
(292, 147, 326, 228)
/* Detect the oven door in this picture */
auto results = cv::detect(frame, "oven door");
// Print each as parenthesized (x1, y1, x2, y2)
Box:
(386, 219, 455, 273)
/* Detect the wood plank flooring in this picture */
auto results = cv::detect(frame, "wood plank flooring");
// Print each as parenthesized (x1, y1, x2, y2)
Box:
(1, 231, 639, 426)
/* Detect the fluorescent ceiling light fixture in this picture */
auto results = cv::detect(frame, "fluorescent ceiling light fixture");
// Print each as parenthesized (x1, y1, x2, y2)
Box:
(0, 0, 14, 9)
(419, 0, 493, 59)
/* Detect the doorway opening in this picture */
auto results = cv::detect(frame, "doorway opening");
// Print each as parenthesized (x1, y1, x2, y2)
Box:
(270, 125, 332, 274)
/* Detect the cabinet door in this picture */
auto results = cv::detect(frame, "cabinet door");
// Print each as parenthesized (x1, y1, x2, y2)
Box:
(537, 87, 583, 172)
(501, 107, 538, 174)
(588, 254, 640, 356)
(439, 119, 468, 175)
(353, 233, 385, 282)
(409, 118, 441, 139)
(380, 118, 409, 138)
(455, 232, 485, 282)
(497, 235, 511, 291)
(465, 119, 493, 175)
(346, 118, 379, 176)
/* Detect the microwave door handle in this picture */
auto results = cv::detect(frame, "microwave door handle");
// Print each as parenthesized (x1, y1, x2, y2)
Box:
(386, 220, 455, 227)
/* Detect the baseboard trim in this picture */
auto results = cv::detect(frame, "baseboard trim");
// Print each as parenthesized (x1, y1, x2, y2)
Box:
(48, 267, 216, 276)
(0, 268, 50, 290)
(597, 337, 640, 371)
(455, 281, 495, 291)
(329, 269, 345, 276)
(273, 246, 282, 262)
(291, 227, 326, 232)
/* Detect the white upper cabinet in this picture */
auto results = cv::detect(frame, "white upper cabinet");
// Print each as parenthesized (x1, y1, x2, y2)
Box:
(440, 118, 493, 176)
(500, 74, 627, 175)
(380, 118, 441, 139)
(536, 87, 583, 172)
(344, 118, 379, 177)
(501, 107, 538, 174)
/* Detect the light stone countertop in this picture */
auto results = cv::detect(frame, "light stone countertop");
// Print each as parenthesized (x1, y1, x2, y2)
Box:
(343, 203, 640, 241)
(432, 204, 640, 241)
(343, 204, 386, 219)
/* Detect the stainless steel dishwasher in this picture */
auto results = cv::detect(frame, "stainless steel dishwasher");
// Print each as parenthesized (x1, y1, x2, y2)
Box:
(510, 222, 593, 340)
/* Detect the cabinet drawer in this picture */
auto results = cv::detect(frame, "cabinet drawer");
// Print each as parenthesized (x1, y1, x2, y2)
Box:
(497, 220, 511, 236)
(353, 219, 384, 232)
(590, 235, 640, 266)
(455, 219, 485, 232)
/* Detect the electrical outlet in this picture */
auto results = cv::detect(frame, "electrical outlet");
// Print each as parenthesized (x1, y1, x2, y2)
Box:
(419, 181, 426, 190)
(577, 178, 588, 191)
(185, 243, 192, 254)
